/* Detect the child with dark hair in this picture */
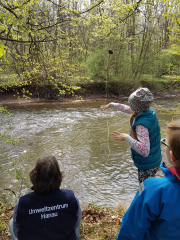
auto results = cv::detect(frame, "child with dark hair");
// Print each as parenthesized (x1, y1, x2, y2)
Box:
(102, 87, 162, 183)
(116, 119, 180, 239)
(9, 156, 81, 240)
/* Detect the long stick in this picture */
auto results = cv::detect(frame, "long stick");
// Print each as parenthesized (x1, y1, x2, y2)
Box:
(105, 53, 110, 105)
(105, 50, 113, 162)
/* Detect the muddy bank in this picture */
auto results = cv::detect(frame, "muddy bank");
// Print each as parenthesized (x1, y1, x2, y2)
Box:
(0, 89, 180, 106)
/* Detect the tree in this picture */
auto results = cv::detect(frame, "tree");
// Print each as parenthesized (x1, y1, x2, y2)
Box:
(1, 0, 180, 98)
(0, 0, 103, 99)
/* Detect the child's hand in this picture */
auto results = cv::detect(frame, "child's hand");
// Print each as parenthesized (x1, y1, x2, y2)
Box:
(101, 103, 110, 111)
(111, 132, 128, 141)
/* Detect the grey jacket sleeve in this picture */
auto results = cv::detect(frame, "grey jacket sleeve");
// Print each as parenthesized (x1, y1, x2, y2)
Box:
(13, 200, 20, 237)
(74, 194, 81, 229)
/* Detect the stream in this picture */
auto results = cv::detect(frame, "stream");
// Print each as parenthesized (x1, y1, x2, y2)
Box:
(0, 98, 179, 207)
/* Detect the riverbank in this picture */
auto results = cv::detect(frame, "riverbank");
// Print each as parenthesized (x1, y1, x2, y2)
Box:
(0, 202, 125, 240)
(1, 88, 180, 106)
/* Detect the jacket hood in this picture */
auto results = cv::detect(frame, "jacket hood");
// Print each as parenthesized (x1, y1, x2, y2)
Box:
(161, 162, 180, 182)
(168, 166, 180, 181)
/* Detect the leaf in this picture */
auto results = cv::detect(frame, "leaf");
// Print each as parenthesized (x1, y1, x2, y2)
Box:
(0, 44, 7, 58)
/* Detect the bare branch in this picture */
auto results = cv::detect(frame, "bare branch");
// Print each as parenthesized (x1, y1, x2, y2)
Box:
(0, 36, 65, 43)
(4, 188, 16, 196)
(0, 2, 19, 18)
(176, 17, 180, 27)
(26, 1, 104, 31)
(76, 0, 104, 15)
(122, 0, 143, 22)
(37, 19, 72, 31)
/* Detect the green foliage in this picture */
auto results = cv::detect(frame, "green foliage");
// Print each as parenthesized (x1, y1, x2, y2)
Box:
(86, 49, 107, 81)
(15, 169, 23, 181)
(151, 51, 180, 78)
(115, 201, 127, 215)
(0, 106, 42, 204)
(1, 149, 43, 203)
(154, 102, 180, 118)
(0, 105, 22, 158)
(0, 45, 7, 58)
(1, 0, 180, 95)
(0, 0, 97, 98)
(91, 202, 101, 211)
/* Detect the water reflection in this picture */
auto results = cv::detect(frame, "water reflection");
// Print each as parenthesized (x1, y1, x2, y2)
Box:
(0, 98, 178, 207)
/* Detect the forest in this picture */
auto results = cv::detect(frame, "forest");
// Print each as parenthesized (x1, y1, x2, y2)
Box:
(1, 0, 180, 99)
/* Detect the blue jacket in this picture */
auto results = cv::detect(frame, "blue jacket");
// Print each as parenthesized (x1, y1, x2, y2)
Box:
(117, 162, 180, 240)
(131, 109, 161, 169)
(15, 188, 80, 240)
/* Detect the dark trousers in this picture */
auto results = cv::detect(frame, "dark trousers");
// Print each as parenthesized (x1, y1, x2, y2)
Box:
(138, 166, 159, 183)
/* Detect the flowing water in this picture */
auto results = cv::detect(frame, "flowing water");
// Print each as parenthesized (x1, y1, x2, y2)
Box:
(0, 98, 179, 207)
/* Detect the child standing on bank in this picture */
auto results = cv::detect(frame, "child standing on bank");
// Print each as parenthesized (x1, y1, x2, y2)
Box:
(116, 119, 180, 240)
(101, 87, 162, 183)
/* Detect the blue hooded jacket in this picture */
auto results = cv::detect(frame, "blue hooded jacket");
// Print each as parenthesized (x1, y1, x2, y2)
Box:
(116, 162, 180, 240)
(131, 109, 161, 169)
